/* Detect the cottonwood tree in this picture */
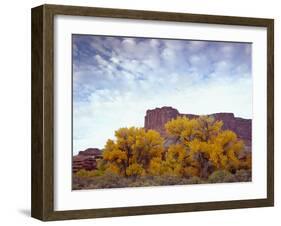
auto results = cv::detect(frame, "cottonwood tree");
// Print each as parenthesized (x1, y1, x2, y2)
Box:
(103, 127, 164, 177)
(165, 116, 246, 178)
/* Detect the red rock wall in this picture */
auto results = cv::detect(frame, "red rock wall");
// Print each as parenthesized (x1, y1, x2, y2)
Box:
(145, 106, 252, 148)
(73, 148, 102, 173)
(145, 107, 180, 135)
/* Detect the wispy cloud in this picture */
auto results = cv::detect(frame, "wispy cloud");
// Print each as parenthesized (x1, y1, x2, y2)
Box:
(73, 35, 252, 153)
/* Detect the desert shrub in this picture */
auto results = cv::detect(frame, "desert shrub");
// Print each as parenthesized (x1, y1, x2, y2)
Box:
(74, 169, 247, 189)
(76, 169, 93, 178)
(127, 176, 202, 187)
(234, 169, 252, 182)
(76, 169, 103, 178)
(72, 176, 93, 190)
(208, 170, 236, 183)
(91, 172, 130, 189)
(97, 159, 107, 171)
(153, 175, 183, 185)
(94, 169, 105, 177)
(128, 177, 159, 187)
(184, 176, 204, 184)
(75, 169, 88, 177)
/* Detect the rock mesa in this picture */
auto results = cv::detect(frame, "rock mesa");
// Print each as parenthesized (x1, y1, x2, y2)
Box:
(145, 106, 251, 148)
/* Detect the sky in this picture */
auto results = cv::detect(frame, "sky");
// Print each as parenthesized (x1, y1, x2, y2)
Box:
(72, 35, 252, 154)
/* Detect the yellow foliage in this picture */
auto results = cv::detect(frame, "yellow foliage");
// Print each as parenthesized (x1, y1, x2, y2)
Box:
(183, 166, 199, 177)
(165, 116, 198, 143)
(165, 116, 247, 177)
(194, 116, 223, 141)
(76, 169, 100, 178)
(166, 144, 187, 162)
(98, 116, 249, 180)
(126, 163, 145, 177)
(211, 130, 244, 170)
(102, 127, 164, 177)
(164, 144, 188, 176)
(105, 163, 121, 175)
(148, 157, 162, 176)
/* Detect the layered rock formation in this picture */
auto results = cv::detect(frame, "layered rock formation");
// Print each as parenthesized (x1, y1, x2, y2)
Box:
(73, 148, 102, 173)
(145, 106, 252, 148)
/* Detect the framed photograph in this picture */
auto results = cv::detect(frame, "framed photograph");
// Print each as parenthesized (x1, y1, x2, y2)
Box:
(31, 4, 274, 221)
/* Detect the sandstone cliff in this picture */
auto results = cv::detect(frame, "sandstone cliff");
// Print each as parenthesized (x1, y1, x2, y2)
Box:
(145, 106, 252, 148)
(73, 148, 102, 173)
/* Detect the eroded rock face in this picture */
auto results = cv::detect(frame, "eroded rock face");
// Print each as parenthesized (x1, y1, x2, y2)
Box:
(145, 106, 252, 148)
(145, 107, 180, 135)
(78, 148, 102, 156)
(213, 113, 252, 147)
(73, 148, 102, 173)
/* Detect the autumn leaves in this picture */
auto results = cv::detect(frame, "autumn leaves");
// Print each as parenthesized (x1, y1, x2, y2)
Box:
(164, 116, 250, 178)
(99, 116, 251, 180)
(102, 128, 164, 177)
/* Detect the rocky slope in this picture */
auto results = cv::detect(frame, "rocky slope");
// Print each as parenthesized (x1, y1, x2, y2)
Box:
(72, 148, 102, 173)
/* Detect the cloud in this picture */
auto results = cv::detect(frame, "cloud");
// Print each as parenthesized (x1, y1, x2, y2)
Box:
(72, 35, 252, 154)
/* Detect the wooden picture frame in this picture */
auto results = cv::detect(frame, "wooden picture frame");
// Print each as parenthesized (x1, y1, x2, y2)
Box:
(31, 4, 274, 221)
